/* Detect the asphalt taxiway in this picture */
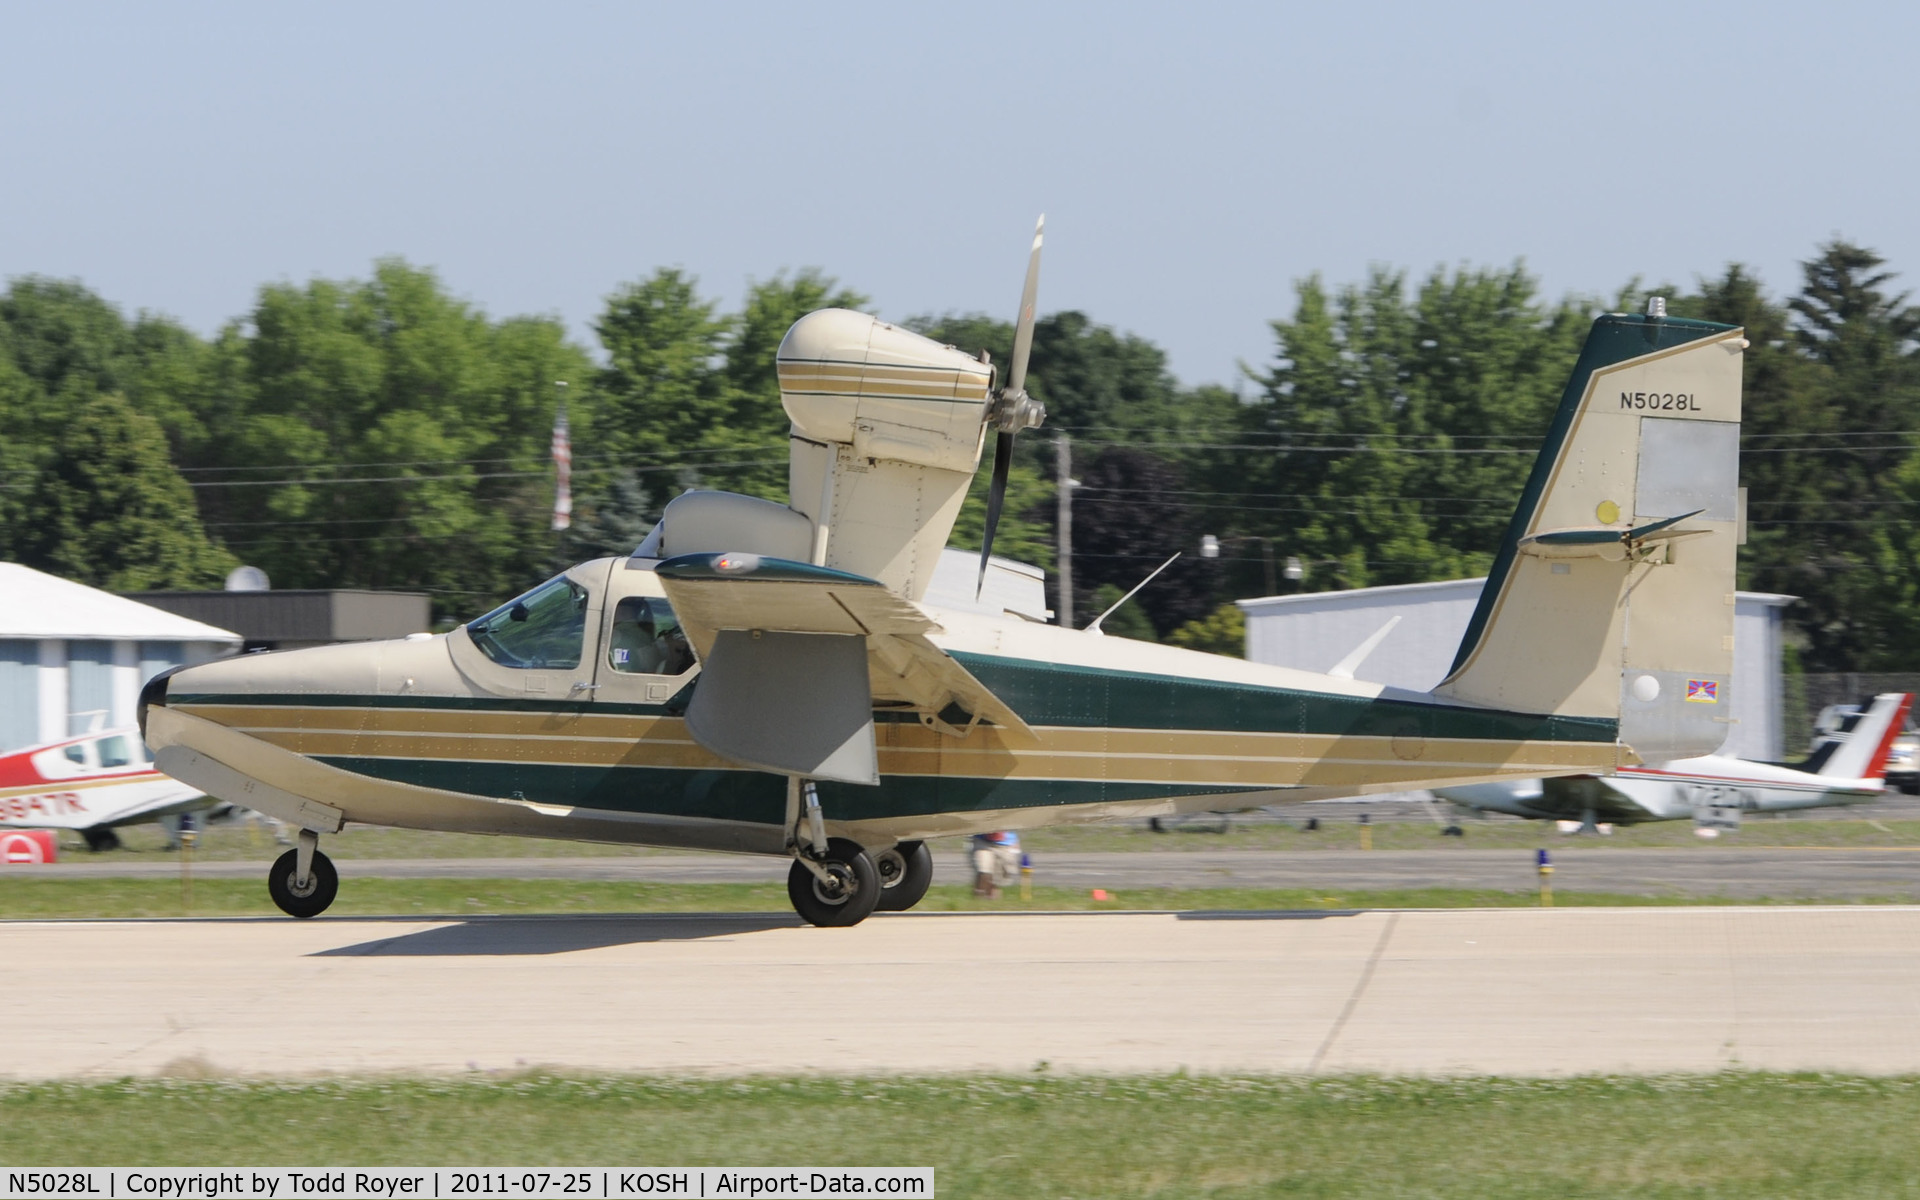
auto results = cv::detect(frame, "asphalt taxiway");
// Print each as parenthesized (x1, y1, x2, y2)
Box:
(28, 847, 1920, 899)
(8, 906, 1920, 1078)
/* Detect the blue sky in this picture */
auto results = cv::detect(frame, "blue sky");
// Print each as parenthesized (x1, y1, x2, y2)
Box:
(4, 1, 1915, 387)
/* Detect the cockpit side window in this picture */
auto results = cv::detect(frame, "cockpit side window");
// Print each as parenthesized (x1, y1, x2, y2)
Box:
(608, 597, 695, 676)
(466, 576, 590, 669)
(96, 736, 132, 768)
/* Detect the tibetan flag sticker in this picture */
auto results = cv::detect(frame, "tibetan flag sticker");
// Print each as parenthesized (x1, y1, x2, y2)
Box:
(1685, 679, 1720, 704)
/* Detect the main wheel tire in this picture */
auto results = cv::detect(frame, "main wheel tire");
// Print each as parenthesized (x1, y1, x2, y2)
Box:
(268, 847, 339, 918)
(787, 838, 880, 927)
(873, 840, 934, 912)
(81, 827, 122, 852)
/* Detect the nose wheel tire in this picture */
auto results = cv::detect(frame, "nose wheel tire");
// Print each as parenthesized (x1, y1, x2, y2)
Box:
(268, 847, 339, 918)
(787, 838, 880, 927)
(873, 840, 933, 912)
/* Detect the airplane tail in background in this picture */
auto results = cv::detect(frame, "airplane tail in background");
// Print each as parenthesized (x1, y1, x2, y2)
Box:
(1816, 693, 1914, 781)
(1433, 306, 1748, 764)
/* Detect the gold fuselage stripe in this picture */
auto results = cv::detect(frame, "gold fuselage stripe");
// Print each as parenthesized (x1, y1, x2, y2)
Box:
(173, 702, 1613, 791)
(0, 770, 171, 801)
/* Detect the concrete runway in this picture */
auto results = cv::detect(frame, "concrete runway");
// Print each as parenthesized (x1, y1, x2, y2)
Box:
(9, 907, 1920, 1079)
(29, 847, 1920, 899)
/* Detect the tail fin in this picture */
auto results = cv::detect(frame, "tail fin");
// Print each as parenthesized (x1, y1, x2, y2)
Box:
(1818, 693, 1913, 781)
(1433, 308, 1747, 763)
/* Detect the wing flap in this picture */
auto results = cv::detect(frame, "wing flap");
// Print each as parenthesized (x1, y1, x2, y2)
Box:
(656, 553, 1037, 748)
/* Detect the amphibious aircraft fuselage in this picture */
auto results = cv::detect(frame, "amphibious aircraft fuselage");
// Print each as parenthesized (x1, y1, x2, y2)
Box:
(140, 222, 1753, 926)
(143, 559, 1626, 859)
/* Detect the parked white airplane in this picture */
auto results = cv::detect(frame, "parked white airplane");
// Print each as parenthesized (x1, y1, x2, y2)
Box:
(0, 726, 217, 850)
(1434, 692, 1913, 828)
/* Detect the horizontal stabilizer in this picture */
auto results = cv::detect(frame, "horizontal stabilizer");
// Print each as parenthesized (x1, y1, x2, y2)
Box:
(655, 553, 1037, 750)
(1519, 510, 1707, 558)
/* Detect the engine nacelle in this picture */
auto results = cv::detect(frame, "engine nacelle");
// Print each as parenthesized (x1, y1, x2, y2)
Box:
(773, 309, 998, 600)
(777, 309, 992, 475)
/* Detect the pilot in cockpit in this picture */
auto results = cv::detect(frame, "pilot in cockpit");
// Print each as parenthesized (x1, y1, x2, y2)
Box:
(609, 597, 695, 676)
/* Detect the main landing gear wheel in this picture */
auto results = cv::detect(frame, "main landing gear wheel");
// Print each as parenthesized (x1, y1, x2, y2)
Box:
(787, 838, 880, 927)
(268, 847, 339, 918)
(873, 840, 933, 912)
(81, 827, 122, 852)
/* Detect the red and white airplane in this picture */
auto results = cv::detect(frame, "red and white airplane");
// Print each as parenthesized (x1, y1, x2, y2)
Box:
(0, 727, 216, 851)
(1435, 692, 1913, 830)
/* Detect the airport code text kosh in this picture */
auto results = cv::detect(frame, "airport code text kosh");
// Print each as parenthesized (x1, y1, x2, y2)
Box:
(3, 1172, 933, 1199)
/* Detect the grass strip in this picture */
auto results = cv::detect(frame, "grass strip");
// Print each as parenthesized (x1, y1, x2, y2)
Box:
(5, 1072, 1920, 1197)
(0, 878, 1910, 919)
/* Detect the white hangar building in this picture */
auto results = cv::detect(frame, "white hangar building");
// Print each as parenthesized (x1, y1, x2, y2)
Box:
(0, 564, 240, 753)
(1238, 578, 1794, 761)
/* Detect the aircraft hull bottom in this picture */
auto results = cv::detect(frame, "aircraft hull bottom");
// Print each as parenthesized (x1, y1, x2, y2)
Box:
(147, 704, 1448, 854)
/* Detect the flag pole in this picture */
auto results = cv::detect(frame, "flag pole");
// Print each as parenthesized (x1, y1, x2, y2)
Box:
(551, 380, 572, 531)
(550, 380, 572, 573)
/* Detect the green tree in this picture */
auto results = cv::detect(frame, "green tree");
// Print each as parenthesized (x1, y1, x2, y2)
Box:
(592, 268, 746, 510)
(1085, 583, 1158, 641)
(1690, 244, 1920, 670)
(910, 310, 1235, 610)
(0, 277, 235, 587)
(717, 271, 869, 500)
(1068, 447, 1218, 634)
(16, 394, 233, 590)
(908, 309, 1240, 469)
(199, 259, 595, 617)
(1167, 603, 1246, 656)
(0, 277, 133, 400)
(565, 469, 656, 561)
(1234, 265, 1590, 597)
(950, 456, 1055, 572)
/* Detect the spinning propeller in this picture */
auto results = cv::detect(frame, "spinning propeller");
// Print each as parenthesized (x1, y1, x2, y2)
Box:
(977, 214, 1049, 598)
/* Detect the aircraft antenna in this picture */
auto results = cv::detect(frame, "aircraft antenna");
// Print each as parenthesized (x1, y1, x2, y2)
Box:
(1085, 552, 1180, 636)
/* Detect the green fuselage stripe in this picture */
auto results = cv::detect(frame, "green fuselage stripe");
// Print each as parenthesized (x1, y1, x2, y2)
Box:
(311, 756, 1258, 825)
(948, 654, 1616, 743)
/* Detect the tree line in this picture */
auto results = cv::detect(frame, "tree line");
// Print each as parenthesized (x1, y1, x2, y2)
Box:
(2, 242, 1916, 672)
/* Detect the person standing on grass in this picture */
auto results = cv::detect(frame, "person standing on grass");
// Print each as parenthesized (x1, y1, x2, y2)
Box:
(971, 829, 1022, 898)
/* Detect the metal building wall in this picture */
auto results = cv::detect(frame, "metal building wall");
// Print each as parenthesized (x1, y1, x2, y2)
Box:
(1239, 579, 1793, 760)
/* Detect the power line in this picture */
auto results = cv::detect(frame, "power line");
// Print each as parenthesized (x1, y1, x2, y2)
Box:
(183, 457, 784, 488)
(173, 442, 786, 475)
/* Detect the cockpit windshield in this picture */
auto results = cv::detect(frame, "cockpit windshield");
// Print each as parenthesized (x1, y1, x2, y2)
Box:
(466, 575, 589, 669)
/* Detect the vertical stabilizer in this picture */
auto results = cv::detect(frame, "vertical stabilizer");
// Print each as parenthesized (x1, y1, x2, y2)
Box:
(1435, 310, 1747, 763)
(1818, 693, 1913, 781)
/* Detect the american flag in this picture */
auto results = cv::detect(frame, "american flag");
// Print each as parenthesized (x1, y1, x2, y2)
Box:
(550, 400, 572, 531)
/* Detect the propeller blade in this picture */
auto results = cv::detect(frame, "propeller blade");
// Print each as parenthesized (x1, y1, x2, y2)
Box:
(1007, 214, 1044, 397)
(976, 431, 1014, 599)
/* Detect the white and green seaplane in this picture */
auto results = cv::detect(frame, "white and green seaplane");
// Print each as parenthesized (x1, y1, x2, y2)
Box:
(141, 224, 1751, 925)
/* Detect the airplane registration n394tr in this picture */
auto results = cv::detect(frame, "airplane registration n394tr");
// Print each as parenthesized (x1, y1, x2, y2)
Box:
(140, 223, 1751, 925)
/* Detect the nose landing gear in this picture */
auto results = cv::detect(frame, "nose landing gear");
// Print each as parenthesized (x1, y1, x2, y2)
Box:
(268, 828, 338, 918)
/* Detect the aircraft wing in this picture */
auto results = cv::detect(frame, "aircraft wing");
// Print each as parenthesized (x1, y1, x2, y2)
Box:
(654, 552, 1037, 785)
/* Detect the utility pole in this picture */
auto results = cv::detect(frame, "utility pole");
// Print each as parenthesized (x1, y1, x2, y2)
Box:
(1055, 434, 1074, 629)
